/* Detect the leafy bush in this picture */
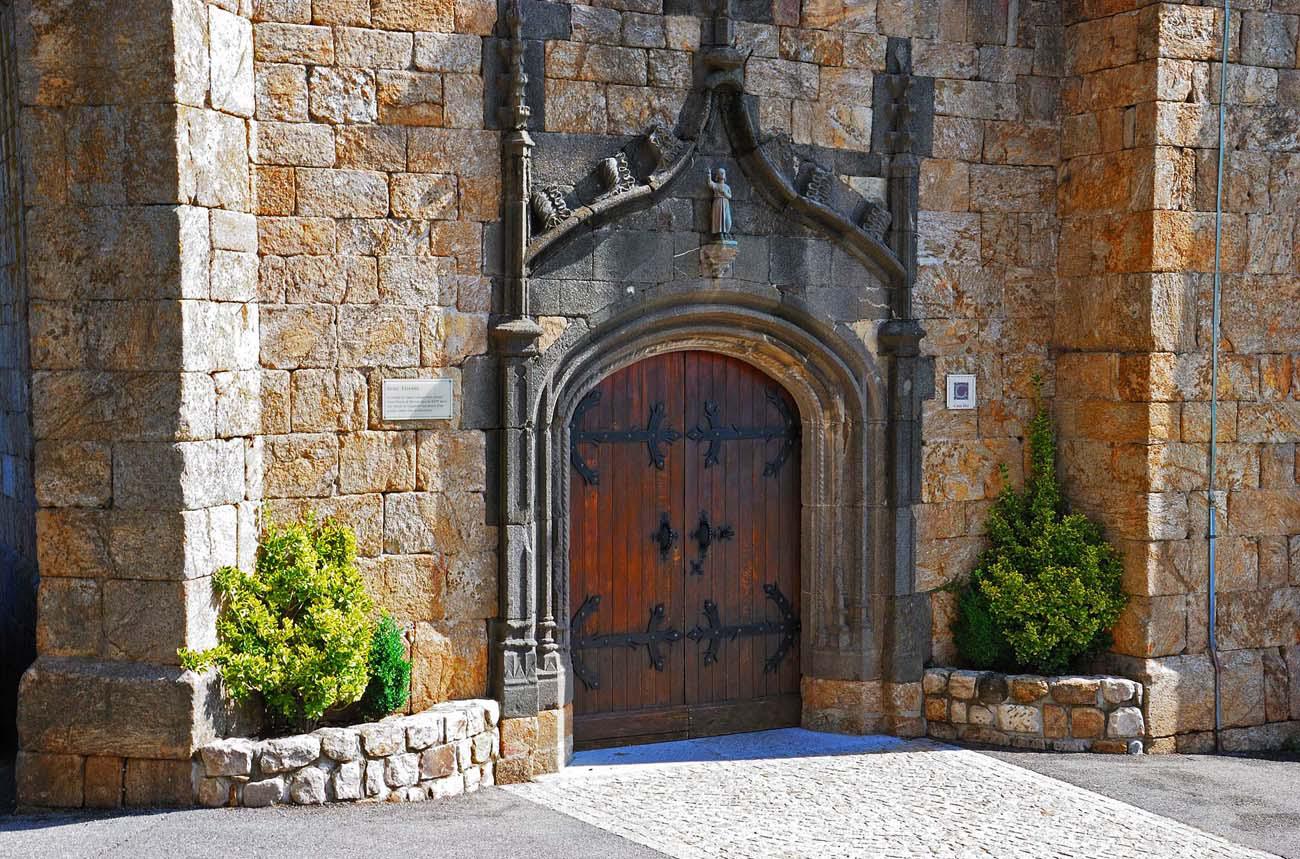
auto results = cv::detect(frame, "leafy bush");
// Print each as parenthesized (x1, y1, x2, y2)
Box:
(951, 384, 1127, 675)
(180, 516, 376, 732)
(361, 614, 411, 720)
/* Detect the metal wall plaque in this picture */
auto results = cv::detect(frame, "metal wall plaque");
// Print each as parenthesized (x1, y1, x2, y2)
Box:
(946, 374, 976, 410)
(382, 379, 454, 421)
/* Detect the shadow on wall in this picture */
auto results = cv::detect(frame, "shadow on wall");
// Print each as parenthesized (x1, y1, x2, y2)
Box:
(0, 544, 36, 758)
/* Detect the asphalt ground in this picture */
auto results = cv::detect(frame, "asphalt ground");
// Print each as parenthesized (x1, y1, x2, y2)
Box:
(983, 747, 1300, 859)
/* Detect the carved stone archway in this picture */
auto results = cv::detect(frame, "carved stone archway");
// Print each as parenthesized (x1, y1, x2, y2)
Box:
(488, 0, 933, 749)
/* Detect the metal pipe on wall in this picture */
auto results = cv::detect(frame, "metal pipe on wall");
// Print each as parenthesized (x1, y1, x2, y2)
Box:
(1207, 0, 1232, 753)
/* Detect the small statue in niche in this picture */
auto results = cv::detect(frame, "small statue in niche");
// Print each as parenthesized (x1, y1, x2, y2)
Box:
(707, 167, 735, 243)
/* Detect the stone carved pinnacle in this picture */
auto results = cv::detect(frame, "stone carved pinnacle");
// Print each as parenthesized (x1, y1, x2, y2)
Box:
(498, 0, 531, 130)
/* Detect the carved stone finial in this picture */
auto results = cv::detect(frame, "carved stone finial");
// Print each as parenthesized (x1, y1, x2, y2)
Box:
(803, 164, 834, 206)
(883, 40, 916, 156)
(860, 201, 892, 240)
(530, 186, 572, 232)
(645, 120, 685, 172)
(599, 152, 637, 196)
(498, 0, 531, 130)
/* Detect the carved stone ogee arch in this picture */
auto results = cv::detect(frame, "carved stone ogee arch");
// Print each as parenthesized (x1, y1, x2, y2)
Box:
(489, 0, 933, 729)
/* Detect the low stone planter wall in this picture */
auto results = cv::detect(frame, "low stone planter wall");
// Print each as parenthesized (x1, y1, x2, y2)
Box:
(194, 700, 499, 807)
(923, 669, 1146, 753)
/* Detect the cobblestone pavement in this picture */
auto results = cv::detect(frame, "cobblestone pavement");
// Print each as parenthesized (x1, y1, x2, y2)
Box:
(507, 729, 1280, 859)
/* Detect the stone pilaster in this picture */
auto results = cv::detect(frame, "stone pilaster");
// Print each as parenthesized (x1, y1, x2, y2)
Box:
(16, 0, 259, 807)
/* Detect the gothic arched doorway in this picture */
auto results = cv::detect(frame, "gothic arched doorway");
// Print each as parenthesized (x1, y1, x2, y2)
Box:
(567, 350, 802, 748)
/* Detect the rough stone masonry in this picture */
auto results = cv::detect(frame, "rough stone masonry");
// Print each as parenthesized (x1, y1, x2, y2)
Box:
(1, 0, 1298, 808)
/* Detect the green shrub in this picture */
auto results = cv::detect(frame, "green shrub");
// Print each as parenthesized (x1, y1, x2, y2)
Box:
(180, 516, 376, 732)
(361, 614, 411, 720)
(951, 383, 1127, 675)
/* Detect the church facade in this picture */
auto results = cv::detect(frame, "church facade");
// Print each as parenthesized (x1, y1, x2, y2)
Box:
(3, 0, 1300, 806)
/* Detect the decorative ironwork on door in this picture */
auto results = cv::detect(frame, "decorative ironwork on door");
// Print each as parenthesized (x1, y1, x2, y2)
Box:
(570, 389, 682, 486)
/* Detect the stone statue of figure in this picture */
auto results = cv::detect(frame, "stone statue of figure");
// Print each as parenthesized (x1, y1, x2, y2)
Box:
(707, 167, 733, 240)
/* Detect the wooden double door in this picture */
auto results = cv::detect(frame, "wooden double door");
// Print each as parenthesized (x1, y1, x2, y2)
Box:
(569, 351, 802, 747)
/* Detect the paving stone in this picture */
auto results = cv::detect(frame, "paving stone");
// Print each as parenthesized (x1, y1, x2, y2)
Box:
(508, 732, 1275, 859)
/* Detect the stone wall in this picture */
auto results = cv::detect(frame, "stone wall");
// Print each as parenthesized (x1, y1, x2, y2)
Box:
(0, 0, 36, 756)
(12, 0, 1300, 809)
(15, 0, 262, 807)
(248, 0, 498, 717)
(193, 701, 498, 808)
(923, 668, 1146, 753)
(1054, 1, 1300, 754)
(898, 1, 1061, 660)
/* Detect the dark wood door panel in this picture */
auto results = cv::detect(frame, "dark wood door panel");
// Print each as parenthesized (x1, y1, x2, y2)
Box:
(570, 350, 800, 747)
(570, 353, 686, 718)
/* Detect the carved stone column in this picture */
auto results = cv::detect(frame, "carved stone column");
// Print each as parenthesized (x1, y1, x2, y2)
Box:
(878, 38, 932, 687)
(490, 1, 544, 719)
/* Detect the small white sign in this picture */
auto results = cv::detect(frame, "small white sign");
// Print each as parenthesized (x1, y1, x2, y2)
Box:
(946, 374, 977, 410)
(382, 379, 454, 421)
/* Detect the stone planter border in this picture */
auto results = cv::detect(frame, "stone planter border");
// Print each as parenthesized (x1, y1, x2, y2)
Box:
(924, 668, 1145, 754)
(194, 700, 499, 807)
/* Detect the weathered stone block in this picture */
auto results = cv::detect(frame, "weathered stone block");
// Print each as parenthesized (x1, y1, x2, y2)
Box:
(371, 0, 454, 31)
(337, 125, 408, 171)
(291, 369, 367, 433)
(263, 433, 338, 498)
(197, 776, 234, 808)
(996, 704, 1042, 734)
(406, 714, 444, 751)
(333, 760, 363, 800)
(1107, 706, 1145, 738)
(200, 738, 255, 777)
(376, 71, 445, 126)
(1100, 678, 1139, 706)
(255, 62, 309, 122)
(338, 305, 419, 367)
(378, 256, 453, 306)
(360, 722, 405, 757)
(385, 753, 420, 787)
(79, 755, 123, 809)
(17, 752, 84, 808)
(112, 440, 245, 511)
(419, 743, 457, 779)
(260, 736, 321, 773)
(1050, 678, 1101, 707)
(922, 668, 950, 695)
(254, 22, 334, 64)
(924, 696, 948, 722)
(336, 25, 413, 68)
(317, 727, 362, 762)
(420, 308, 487, 367)
(210, 7, 255, 117)
(242, 776, 287, 807)
(34, 440, 111, 508)
(260, 305, 337, 369)
(414, 32, 481, 72)
(339, 431, 416, 494)
(391, 173, 458, 220)
(289, 766, 328, 804)
(297, 168, 388, 217)
(124, 758, 192, 807)
(947, 670, 978, 700)
(1070, 707, 1105, 739)
(410, 621, 489, 708)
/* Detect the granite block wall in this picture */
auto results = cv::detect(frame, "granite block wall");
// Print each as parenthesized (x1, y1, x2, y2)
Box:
(1054, 0, 1300, 753)
(9, 0, 1300, 808)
